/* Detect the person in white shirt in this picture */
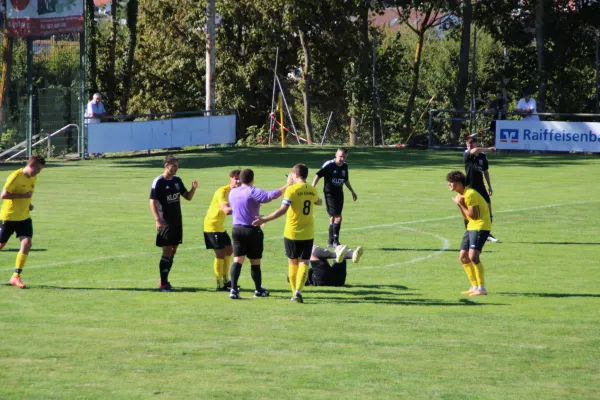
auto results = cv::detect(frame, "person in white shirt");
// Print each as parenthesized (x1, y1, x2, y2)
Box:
(515, 87, 539, 121)
(84, 93, 106, 158)
(85, 93, 106, 124)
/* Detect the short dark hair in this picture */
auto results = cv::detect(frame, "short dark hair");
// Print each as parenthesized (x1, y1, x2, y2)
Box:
(229, 169, 241, 178)
(240, 168, 254, 184)
(292, 163, 308, 180)
(446, 170, 466, 186)
(467, 136, 478, 144)
(164, 155, 178, 166)
(28, 154, 46, 166)
(337, 147, 348, 154)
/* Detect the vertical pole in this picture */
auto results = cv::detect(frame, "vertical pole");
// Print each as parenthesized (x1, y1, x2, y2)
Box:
(206, 0, 215, 116)
(427, 110, 433, 149)
(80, 30, 86, 158)
(278, 93, 285, 148)
(269, 48, 279, 145)
(596, 31, 600, 114)
(26, 37, 33, 158)
(372, 35, 377, 146)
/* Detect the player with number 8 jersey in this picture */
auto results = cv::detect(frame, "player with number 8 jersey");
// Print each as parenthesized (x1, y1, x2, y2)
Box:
(253, 164, 322, 303)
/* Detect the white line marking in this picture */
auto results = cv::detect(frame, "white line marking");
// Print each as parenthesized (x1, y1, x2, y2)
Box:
(352, 226, 450, 271)
(6, 199, 597, 272)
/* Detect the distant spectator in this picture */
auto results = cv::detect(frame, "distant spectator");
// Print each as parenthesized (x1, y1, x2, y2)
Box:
(515, 87, 540, 121)
(85, 93, 106, 158)
(485, 92, 507, 134)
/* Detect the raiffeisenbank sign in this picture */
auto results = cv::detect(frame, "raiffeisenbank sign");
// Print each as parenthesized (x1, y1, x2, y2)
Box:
(495, 121, 600, 152)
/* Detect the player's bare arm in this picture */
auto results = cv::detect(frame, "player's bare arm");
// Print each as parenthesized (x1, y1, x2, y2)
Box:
(311, 175, 320, 187)
(252, 204, 289, 226)
(219, 202, 232, 215)
(149, 199, 165, 231)
(182, 180, 199, 201)
(344, 181, 357, 201)
(483, 170, 493, 196)
(315, 198, 323, 206)
(469, 147, 497, 157)
(1, 190, 33, 199)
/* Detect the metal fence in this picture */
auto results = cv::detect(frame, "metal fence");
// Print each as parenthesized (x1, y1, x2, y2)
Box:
(1, 34, 82, 159)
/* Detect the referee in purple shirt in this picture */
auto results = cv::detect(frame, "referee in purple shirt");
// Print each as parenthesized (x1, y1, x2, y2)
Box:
(227, 168, 288, 299)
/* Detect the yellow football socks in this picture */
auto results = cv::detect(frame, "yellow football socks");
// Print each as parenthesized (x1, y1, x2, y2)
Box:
(462, 263, 477, 287)
(214, 258, 224, 287)
(288, 264, 298, 295)
(296, 262, 308, 293)
(13, 252, 28, 277)
(223, 255, 231, 282)
(473, 262, 485, 287)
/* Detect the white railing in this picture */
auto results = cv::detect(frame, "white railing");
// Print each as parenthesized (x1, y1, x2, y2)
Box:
(6, 124, 80, 161)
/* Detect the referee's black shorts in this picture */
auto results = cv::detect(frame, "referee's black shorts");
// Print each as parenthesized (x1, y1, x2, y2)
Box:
(232, 225, 264, 259)
(325, 192, 344, 217)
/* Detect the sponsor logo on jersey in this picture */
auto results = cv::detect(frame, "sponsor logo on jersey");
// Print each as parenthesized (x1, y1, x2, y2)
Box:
(166, 193, 180, 202)
(332, 178, 345, 185)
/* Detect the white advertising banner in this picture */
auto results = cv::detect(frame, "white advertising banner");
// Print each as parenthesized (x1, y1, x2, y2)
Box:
(7, 0, 84, 37)
(495, 120, 600, 152)
(87, 115, 236, 154)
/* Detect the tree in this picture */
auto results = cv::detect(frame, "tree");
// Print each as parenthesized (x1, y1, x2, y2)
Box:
(0, 32, 14, 134)
(106, 0, 119, 109)
(535, 0, 546, 112)
(120, 0, 138, 114)
(86, 0, 99, 96)
(393, 0, 457, 137)
(450, 0, 472, 144)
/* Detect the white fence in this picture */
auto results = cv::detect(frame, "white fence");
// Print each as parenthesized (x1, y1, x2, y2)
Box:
(87, 114, 236, 154)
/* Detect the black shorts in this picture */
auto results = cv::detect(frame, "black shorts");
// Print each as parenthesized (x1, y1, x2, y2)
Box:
(284, 238, 314, 260)
(156, 224, 183, 247)
(0, 218, 33, 243)
(204, 231, 232, 250)
(232, 225, 264, 259)
(460, 230, 490, 252)
(309, 259, 347, 286)
(325, 192, 344, 217)
(472, 186, 491, 204)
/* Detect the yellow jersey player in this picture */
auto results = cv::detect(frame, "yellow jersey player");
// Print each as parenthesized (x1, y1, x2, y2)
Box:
(1, 155, 46, 288)
(203, 169, 240, 291)
(446, 170, 492, 296)
(253, 163, 322, 303)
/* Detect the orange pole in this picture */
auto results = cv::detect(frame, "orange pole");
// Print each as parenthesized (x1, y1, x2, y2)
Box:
(279, 93, 285, 148)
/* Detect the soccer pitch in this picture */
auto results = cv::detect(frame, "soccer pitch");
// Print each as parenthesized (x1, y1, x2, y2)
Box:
(1, 147, 599, 399)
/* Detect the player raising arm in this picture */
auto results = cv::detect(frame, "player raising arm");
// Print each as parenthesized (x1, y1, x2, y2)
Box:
(150, 155, 198, 292)
(254, 164, 322, 303)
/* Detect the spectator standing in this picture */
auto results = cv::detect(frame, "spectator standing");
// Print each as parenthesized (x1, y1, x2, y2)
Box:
(515, 88, 540, 121)
(85, 93, 107, 158)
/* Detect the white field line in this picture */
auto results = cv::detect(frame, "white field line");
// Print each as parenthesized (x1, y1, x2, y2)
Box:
(8, 199, 598, 272)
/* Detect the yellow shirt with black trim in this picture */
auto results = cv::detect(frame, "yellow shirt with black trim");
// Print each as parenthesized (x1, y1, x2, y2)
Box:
(204, 184, 231, 232)
(283, 183, 319, 240)
(0, 168, 37, 222)
(464, 187, 492, 231)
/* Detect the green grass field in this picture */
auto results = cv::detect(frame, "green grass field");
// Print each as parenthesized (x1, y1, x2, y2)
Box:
(1, 147, 599, 399)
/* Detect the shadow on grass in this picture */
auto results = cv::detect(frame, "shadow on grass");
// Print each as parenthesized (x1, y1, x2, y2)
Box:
(2, 248, 47, 252)
(103, 147, 598, 171)
(517, 241, 600, 245)
(498, 292, 600, 298)
(377, 247, 458, 252)
(345, 284, 410, 290)
(290, 295, 504, 306)
(34, 285, 213, 293)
